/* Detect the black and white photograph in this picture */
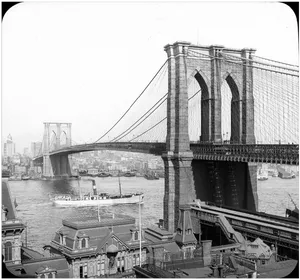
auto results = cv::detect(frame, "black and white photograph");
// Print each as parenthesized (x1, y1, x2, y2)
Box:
(1, 1, 299, 278)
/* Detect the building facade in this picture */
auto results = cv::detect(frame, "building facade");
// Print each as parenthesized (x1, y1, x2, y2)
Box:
(31, 142, 42, 158)
(3, 134, 16, 158)
(2, 181, 25, 266)
(46, 214, 148, 278)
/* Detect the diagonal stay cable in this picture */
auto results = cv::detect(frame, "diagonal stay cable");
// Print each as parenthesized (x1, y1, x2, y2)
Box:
(128, 89, 201, 142)
(94, 60, 168, 143)
(111, 93, 168, 142)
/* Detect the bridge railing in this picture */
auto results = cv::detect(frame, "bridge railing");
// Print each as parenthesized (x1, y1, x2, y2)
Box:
(191, 144, 299, 165)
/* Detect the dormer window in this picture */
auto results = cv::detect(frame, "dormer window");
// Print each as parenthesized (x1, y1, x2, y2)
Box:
(59, 234, 66, 245)
(78, 238, 88, 249)
(36, 266, 57, 278)
(82, 238, 88, 248)
(186, 229, 192, 235)
(1, 204, 8, 222)
(131, 229, 141, 241)
(177, 228, 182, 235)
(134, 231, 139, 241)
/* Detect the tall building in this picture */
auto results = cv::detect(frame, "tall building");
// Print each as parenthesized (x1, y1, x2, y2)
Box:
(31, 142, 42, 158)
(3, 134, 16, 158)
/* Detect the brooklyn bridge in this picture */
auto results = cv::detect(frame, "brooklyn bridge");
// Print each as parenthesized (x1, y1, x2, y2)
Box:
(33, 41, 299, 233)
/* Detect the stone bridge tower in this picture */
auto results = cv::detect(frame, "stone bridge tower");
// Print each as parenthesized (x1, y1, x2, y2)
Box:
(42, 122, 72, 177)
(162, 41, 257, 232)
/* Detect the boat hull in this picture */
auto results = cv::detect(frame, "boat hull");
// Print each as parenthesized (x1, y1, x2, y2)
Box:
(53, 194, 144, 207)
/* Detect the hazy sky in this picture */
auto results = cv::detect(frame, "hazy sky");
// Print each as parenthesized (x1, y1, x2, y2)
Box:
(2, 1, 298, 152)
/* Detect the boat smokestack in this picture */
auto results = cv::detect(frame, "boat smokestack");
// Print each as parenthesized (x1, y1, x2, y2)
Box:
(92, 179, 97, 195)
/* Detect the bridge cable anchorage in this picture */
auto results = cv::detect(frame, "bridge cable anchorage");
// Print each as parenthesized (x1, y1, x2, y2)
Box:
(111, 93, 168, 142)
(93, 59, 168, 143)
(128, 89, 201, 142)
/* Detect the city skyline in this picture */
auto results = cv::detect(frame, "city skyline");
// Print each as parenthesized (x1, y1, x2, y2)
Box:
(2, 2, 298, 152)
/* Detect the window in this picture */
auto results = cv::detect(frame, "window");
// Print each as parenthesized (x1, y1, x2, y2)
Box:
(59, 234, 66, 245)
(82, 239, 86, 248)
(79, 264, 88, 278)
(4, 242, 12, 261)
(134, 231, 139, 241)
(100, 261, 105, 275)
(97, 261, 100, 276)
(262, 260, 265, 265)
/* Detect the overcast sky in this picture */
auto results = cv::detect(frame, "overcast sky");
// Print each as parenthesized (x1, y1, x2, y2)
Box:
(2, 1, 298, 153)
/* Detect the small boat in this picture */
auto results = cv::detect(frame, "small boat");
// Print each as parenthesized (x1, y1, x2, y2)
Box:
(21, 175, 31, 181)
(277, 166, 295, 179)
(258, 176, 268, 181)
(97, 172, 111, 178)
(52, 178, 144, 207)
(144, 173, 159, 180)
(257, 169, 268, 181)
(123, 171, 136, 177)
(286, 193, 299, 222)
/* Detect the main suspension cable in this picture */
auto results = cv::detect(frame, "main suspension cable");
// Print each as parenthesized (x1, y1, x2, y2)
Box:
(94, 60, 168, 143)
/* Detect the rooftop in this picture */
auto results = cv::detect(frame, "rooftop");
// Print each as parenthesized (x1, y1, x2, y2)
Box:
(62, 213, 135, 229)
(2, 180, 16, 220)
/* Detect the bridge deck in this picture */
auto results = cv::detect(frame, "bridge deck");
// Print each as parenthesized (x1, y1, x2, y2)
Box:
(33, 142, 299, 165)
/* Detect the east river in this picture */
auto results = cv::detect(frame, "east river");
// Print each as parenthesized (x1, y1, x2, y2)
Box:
(7, 176, 299, 254)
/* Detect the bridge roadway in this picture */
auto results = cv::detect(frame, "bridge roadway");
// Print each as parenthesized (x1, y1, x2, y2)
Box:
(34, 142, 299, 165)
(190, 203, 299, 252)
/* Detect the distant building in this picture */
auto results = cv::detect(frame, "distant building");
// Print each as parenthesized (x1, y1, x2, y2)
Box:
(31, 142, 42, 158)
(11, 154, 21, 165)
(3, 134, 16, 158)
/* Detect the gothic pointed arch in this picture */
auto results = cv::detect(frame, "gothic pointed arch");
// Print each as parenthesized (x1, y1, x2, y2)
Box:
(50, 130, 57, 151)
(60, 131, 68, 147)
(193, 70, 210, 142)
(222, 73, 241, 143)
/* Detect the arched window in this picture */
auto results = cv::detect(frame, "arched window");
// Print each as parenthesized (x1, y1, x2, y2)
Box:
(5, 242, 12, 261)
(82, 238, 86, 248)
(134, 231, 139, 241)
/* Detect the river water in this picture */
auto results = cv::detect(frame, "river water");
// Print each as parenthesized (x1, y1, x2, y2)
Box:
(7, 176, 299, 254)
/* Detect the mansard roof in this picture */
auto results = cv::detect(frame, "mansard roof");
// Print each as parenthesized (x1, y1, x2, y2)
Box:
(2, 180, 16, 220)
(49, 213, 148, 258)
(21, 256, 69, 278)
(62, 213, 135, 229)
